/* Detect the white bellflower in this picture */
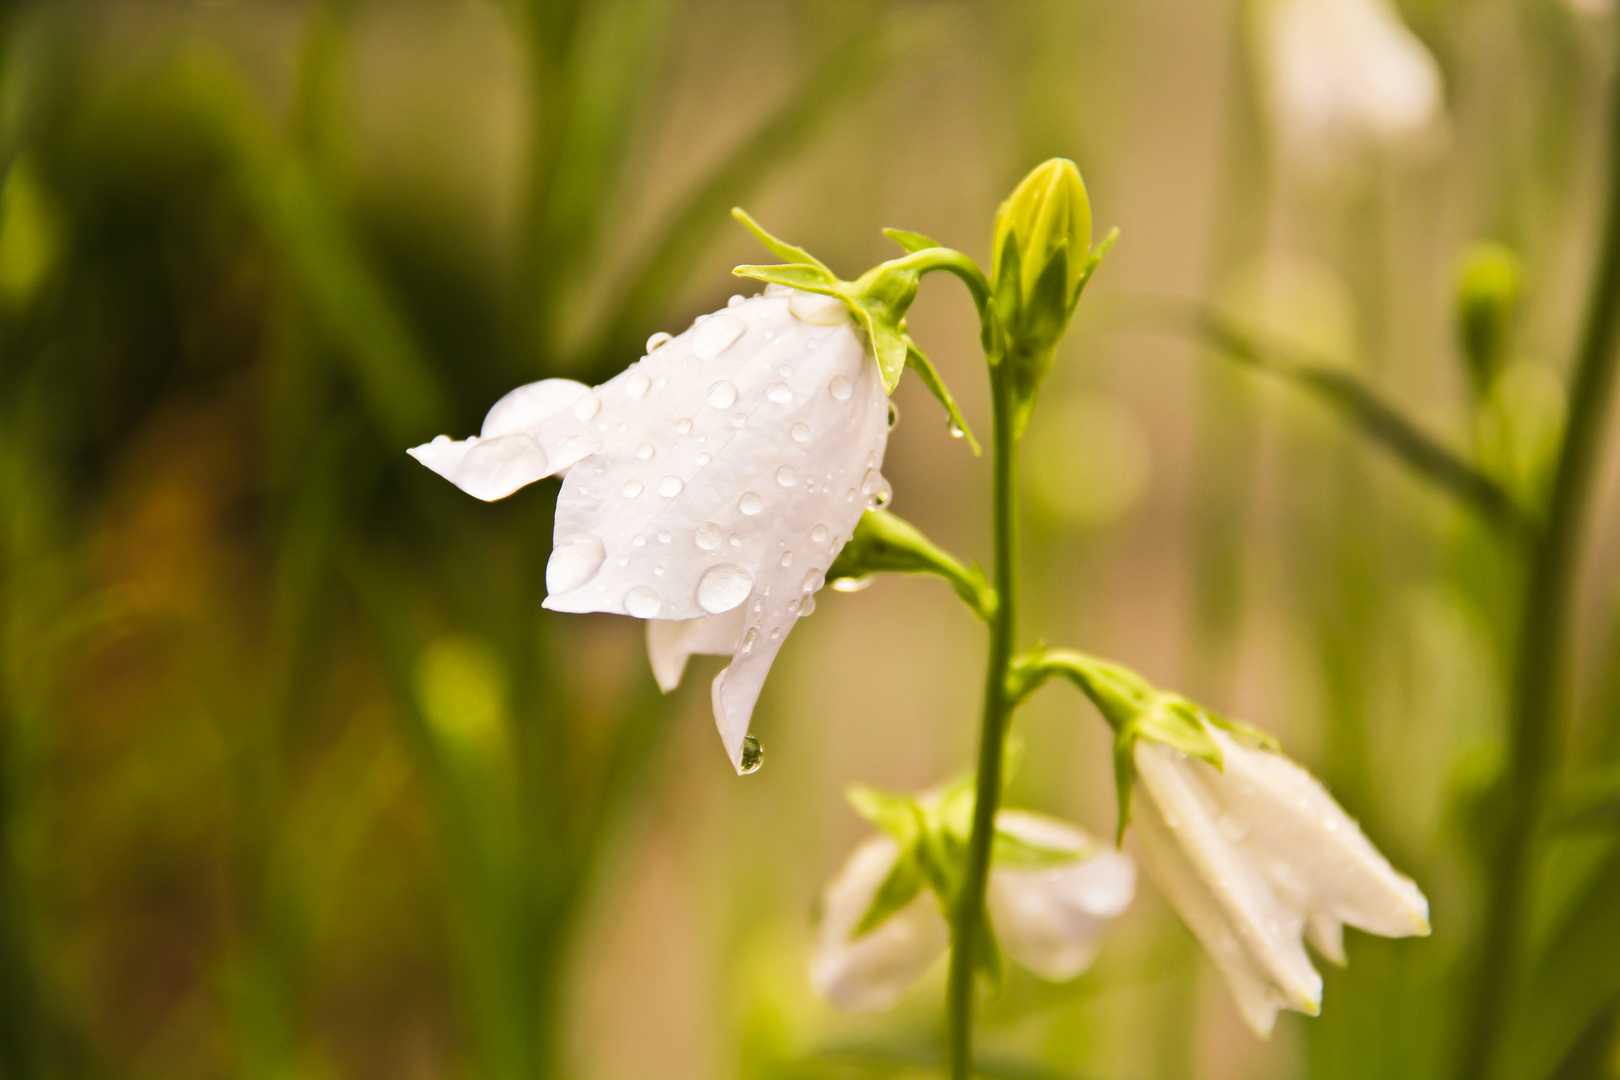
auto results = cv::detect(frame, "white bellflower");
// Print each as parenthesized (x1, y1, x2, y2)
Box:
(1130, 724, 1430, 1036)
(408, 285, 892, 771)
(812, 810, 1135, 1012)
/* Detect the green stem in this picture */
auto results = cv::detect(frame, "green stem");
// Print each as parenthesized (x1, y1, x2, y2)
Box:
(1460, 19, 1620, 1077)
(945, 361, 1020, 1080)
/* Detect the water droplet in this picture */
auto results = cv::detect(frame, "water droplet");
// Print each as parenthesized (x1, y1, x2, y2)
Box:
(831, 576, 873, 593)
(800, 594, 816, 616)
(887, 400, 899, 429)
(696, 452, 711, 466)
(697, 563, 754, 614)
(787, 599, 800, 613)
(729, 534, 742, 547)
(546, 536, 605, 593)
(708, 380, 738, 409)
(811, 524, 829, 542)
(781, 551, 794, 567)
(727, 294, 745, 307)
(828, 375, 853, 401)
(632, 536, 646, 547)
(770, 627, 783, 640)
(626, 371, 651, 399)
(762, 329, 774, 340)
(730, 414, 746, 427)
(846, 488, 857, 502)
(572, 392, 602, 421)
(802, 568, 825, 593)
(948, 418, 965, 439)
(862, 468, 892, 510)
(636, 443, 654, 460)
(739, 734, 764, 774)
(767, 382, 793, 404)
(658, 531, 671, 543)
(763, 282, 792, 297)
(624, 586, 662, 618)
(740, 627, 759, 653)
(805, 338, 819, 350)
(779, 365, 792, 377)
(657, 475, 684, 497)
(696, 522, 723, 551)
(739, 491, 763, 515)
(776, 465, 797, 487)
(621, 480, 643, 498)
(676, 418, 692, 435)
(646, 331, 672, 353)
(791, 423, 811, 442)
(655, 376, 668, 388)
(693, 314, 746, 359)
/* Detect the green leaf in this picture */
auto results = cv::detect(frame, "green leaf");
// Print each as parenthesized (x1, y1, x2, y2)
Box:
(883, 227, 941, 254)
(731, 207, 833, 275)
(904, 338, 981, 454)
(853, 842, 929, 938)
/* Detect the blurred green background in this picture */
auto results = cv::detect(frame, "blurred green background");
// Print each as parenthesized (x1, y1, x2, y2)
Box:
(2, 0, 1619, 1078)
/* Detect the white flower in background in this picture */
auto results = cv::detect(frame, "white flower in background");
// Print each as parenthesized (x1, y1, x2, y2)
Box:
(407, 285, 892, 772)
(1264, 0, 1444, 166)
(812, 810, 1135, 1012)
(1130, 723, 1430, 1037)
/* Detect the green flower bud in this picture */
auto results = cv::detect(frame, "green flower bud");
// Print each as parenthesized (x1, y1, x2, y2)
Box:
(1457, 242, 1522, 398)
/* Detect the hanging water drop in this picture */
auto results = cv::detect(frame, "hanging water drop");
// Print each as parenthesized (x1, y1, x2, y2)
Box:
(947, 418, 965, 439)
(739, 734, 764, 775)
(646, 331, 673, 353)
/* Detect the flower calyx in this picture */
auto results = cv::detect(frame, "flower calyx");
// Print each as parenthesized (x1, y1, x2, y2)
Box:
(988, 159, 1116, 434)
(827, 509, 996, 620)
(1457, 241, 1522, 399)
(1010, 647, 1278, 843)
(730, 208, 982, 449)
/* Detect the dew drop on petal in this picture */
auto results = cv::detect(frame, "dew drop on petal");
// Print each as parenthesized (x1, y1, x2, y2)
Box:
(740, 627, 759, 654)
(791, 422, 810, 442)
(708, 380, 738, 409)
(676, 418, 692, 435)
(764, 282, 792, 298)
(697, 563, 754, 614)
(727, 294, 745, 308)
(776, 465, 797, 487)
(626, 371, 651, 399)
(572, 392, 601, 421)
(693, 314, 746, 359)
(632, 536, 646, 547)
(546, 536, 606, 594)
(636, 443, 654, 460)
(622, 480, 643, 498)
(862, 468, 892, 509)
(828, 375, 853, 401)
(696, 453, 711, 466)
(802, 568, 825, 593)
(781, 551, 793, 567)
(624, 586, 662, 618)
(770, 627, 782, 640)
(739, 734, 764, 774)
(657, 475, 684, 497)
(729, 534, 742, 547)
(739, 491, 763, 515)
(646, 332, 672, 353)
(811, 524, 829, 543)
(696, 522, 723, 551)
(800, 594, 816, 617)
(805, 338, 819, 350)
(767, 382, 793, 404)
(658, 531, 671, 543)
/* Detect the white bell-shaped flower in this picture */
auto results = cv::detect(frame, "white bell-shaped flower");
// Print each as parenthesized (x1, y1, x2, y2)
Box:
(1130, 724, 1430, 1037)
(1265, 0, 1444, 168)
(407, 286, 891, 771)
(811, 811, 1135, 1012)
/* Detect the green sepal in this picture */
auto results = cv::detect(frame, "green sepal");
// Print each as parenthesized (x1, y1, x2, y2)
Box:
(828, 510, 996, 620)
(1074, 227, 1118, 306)
(728, 262, 840, 293)
(992, 828, 1090, 869)
(853, 841, 929, 937)
(884, 227, 941, 254)
(905, 336, 981, 454)
(731, 207, 832, 274)
(847, 783, 924, 844)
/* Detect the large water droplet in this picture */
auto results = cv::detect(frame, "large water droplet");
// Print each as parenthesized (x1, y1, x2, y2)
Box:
(887, 400, 900, 429)
(621, 480, 643, 498)
(572, 392, 602, 421)
(739, 734, 764, 774)
(828, 375, 853, 401)
(697, 563, 753, 614)
(624, 586, 662, 618)
(776, 465, 797, 487)
(696, 522, 723, 551)
(811, 524, 829, 543)
(800, 594, 816, 617)
(802, 568, 825, 593)
(708, 380, 738, 409)
(657, 475, 684, 497)
(727, 294, 745, 308)
(948, 418, 965, 439)
(693, 314, 746, 359)
(625, 371, 651, 399)
(767, 382, 793, 404)
(791, 423, 811, 442)
(636, 443, 655, 460)
(547, 536, 605, 594)
(646, 331, 673, 353)
(739, 491, 763, 515)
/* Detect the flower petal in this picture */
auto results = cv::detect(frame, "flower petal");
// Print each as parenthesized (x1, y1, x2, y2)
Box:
(1201, 728, 1430, 939)
(645, 610, 746, 692)
(811, 835, 948, 1013)
(1133, 741, 1322, 1031)
(988, 811, 1135, 982)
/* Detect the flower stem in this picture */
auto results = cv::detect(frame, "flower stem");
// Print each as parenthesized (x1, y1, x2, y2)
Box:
(1459, 20, 1620, 1078)
(946, 360, 1020, 1080)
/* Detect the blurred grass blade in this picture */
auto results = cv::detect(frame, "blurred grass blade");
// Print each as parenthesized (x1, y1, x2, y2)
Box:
(580, 20, 892, 380)
(1139, 299, 1534, 538)
(178, 51, 446, 442)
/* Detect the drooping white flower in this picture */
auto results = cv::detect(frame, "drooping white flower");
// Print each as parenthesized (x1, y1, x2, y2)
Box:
(407, 285, 892, 771)
(811, 810, 1136, 1012)
(1130, 724, 1430, 1037)
(1264, 0, 1444, 167)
